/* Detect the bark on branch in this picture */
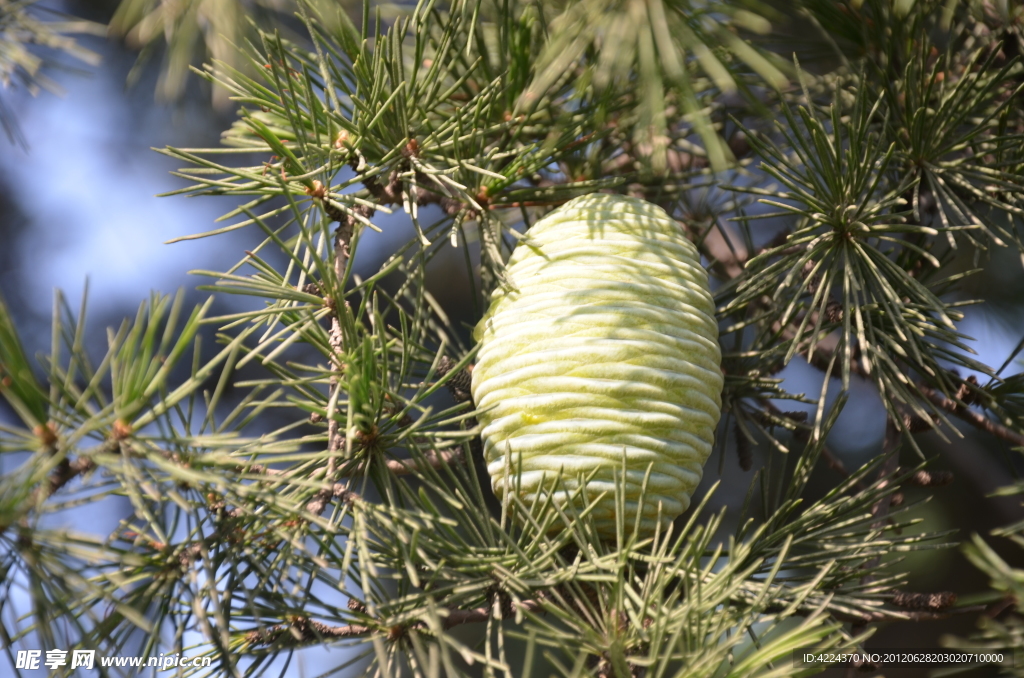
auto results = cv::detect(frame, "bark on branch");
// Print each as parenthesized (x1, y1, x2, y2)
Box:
(918, 384, 1024, 447)
(245, 599, 544, 648)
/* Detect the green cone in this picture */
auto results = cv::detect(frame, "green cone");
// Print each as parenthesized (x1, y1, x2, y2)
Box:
(472, 193, 723, 538)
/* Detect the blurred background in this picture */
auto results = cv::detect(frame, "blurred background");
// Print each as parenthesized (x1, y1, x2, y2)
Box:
(1, 1, 1023, 676)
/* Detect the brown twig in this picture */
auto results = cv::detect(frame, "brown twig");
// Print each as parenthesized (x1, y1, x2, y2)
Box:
(245, 617, 371, 647)
(307, 161, 475, 514)
(245, 599, 543, 648)
(802, 335, 1018, 449)
(891, 590, 957, 611)
(821, 446, 852, 479)
(35, 421, 157, 502)
(830, 604, 987, 624)
(302, 190, 360, 518)
(326, 153, 465, 233)
(918, 383, 1024, 447)
(901, 468, 955, 487)
(240, 443, 464, 486)
(441, 599, 543, 629)
(735, 422, 753, 471)
(385, 448, 464, 475)
(38, 455, 96, 501)
(436, 356, 473, 404)
(870, 420, 903, 534)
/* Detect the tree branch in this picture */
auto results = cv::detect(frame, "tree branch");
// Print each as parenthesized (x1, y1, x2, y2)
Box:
(385, 448, 464, 475)
(707, 217, 1024, 451)
(245, 599, 544, 648)
(918, 383, 1024, 448)
(241, 444, 465, 485)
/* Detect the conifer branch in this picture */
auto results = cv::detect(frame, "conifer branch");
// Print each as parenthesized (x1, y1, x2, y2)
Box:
(245, 600, 544, 648)
(891, 590, 958, 611)
(312, 206, 357, 517)
(384, 448, 464, 475)
(709, 209, 1024, 448)
(38, 455, 95, 501)
(918, 384, 1024, 447)
(5, 2, 1024, 674)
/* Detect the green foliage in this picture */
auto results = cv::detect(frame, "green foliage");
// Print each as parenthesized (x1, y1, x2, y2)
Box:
(948, 465, 1024, 676)
(0, 0, 101, 144)
(2, 0, 1024, 677)
(107, 0, 306, 103)
(526, 0, 788, 171)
